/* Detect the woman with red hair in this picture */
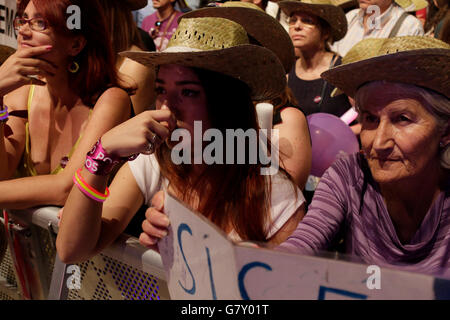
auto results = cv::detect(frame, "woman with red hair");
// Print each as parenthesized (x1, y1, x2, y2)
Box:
(0, 0, 132, 208)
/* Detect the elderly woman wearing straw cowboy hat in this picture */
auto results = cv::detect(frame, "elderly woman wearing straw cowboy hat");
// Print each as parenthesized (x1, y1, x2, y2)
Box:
(279, 0, 353, 119)
(56, 17, 307, 263)
(278, 36, 450, 275)
(179, 2, 312, 189)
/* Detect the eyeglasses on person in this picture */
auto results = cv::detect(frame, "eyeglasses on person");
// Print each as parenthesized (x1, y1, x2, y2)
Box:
(13, 17, 48, 32)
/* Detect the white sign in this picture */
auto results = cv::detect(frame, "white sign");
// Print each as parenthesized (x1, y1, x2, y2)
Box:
(159, 192, 450, 300)
(0, 0, 17, 49)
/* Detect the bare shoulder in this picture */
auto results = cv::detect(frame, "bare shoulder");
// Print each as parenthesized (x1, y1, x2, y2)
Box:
(3, 85, 32, 111)
(90, 87, 131, 121)
(279, 107, 307, 125)
(95, 87, 130, 108)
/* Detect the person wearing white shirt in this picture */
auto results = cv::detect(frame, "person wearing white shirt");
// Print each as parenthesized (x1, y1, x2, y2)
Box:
(331, 0, 424, 57)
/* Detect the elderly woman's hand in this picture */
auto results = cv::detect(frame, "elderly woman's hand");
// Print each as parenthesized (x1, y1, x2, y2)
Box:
(139, 191, 170, 252)
(100, 107, 177, 159)
(0, 46, 58, 96)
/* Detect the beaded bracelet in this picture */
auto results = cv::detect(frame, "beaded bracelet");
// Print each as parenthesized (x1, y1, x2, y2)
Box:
(0, 106, 8, 123)
(73, 168, 110, 202)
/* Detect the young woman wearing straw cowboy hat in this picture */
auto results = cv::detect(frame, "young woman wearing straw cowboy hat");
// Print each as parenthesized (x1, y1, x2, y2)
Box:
(98, 0, 157, 115)
(56, 17, 307, 263)
(0, 0, 132, 206)
(179, 1, 312, 189)
(279, 0, 353, 119)
(279, 36, 450, 276)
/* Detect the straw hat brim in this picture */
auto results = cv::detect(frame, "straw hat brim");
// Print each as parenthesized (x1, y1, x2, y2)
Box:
(278, 1, 347, 41)
(124, 0, 148, 11)
(121, 45, 287, 101)
(179, 7, 295, 73)
(0, 45, 15, 65)
(321, 49, 450, 99)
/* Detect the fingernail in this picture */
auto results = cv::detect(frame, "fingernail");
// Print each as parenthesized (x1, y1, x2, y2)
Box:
(46, 45, 52, 50)
(160, 230, 168, 237)
(162, 216, 170, 227)
(154, 197, 163, 210)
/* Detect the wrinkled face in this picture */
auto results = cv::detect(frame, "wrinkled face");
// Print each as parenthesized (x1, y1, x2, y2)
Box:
(155, 64, 210, 139)
(288, 11, 325, 51)
(359, 82, 443, 185)
(358, 0, 392, 11)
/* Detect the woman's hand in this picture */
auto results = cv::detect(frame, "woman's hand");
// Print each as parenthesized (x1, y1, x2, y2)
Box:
(0, 45, 58, 96)
(139, 191, 170, 251)
(101, 108, 177, 158)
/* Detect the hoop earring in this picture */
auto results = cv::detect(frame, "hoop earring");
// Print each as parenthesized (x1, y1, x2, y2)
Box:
(68, 61, 80, 73)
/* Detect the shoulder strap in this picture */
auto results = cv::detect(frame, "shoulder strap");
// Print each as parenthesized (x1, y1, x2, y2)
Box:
(317, 54, 338, 107)
(27, 85, 35, 111)
(388, 12, 409, 38)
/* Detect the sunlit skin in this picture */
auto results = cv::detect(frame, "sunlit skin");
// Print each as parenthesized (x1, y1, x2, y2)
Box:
(154, 64, 210, 148)
(359, 84, 442, 186)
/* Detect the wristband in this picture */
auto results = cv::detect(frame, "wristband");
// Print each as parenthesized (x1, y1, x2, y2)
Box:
(85, 139, 122, 175)
(73, 168, 110, 202)
(0, 106, 8, 123)
(85, 139, 139, 176)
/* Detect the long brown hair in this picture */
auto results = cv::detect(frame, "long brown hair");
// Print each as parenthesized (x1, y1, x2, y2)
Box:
(156, 68, 290, 242)
(97, 0, 145, 53)
(19, 0, 132, 106)
(425, 0, 449, 34)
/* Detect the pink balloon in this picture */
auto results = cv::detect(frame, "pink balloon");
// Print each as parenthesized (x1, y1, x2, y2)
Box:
(307, 113, 360, 177)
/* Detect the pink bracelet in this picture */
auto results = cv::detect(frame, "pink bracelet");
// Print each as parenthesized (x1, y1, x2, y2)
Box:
(73, 168, 109, 202)
(85, 139, 138, 175)
(85, 139, 122, 175)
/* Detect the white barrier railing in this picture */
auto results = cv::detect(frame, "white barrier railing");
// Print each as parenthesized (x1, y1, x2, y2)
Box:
(0, 206, 170, 300)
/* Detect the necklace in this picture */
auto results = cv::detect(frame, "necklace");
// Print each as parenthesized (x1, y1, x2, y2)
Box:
(151, 10, 177, 51)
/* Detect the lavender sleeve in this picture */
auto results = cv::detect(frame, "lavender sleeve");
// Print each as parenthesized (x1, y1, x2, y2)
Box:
(277, 157, 351, 254)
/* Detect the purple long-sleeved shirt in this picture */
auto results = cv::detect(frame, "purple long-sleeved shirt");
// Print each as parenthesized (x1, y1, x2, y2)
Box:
(279, 153, 450, 277)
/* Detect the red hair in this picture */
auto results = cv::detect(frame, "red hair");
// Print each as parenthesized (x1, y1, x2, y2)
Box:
(156, 68, 297, 242)
(19, 0, 131, 106)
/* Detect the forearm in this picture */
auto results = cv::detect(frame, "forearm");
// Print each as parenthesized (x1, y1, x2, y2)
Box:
(0, 173, 72, 209)
(277, 167, 347, 254)
(56, 167, 109, 263)
(0, 123, 8, 180)
(56, 163, 143, 264)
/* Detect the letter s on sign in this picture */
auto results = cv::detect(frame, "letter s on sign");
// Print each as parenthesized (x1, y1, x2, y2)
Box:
(177, 223, 196, 295)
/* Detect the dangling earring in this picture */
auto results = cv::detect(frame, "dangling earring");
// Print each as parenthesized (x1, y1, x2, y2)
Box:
(68, 61, 80, 73)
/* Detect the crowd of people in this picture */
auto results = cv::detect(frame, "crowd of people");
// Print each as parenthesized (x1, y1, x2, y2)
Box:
(0, 0, 449, 289)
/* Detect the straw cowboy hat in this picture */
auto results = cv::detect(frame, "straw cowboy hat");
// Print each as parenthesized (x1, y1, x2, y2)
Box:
(124, 0, 148, 10)
(121, 17, 287, 101)
(396, 0, 428, 12)
(322, 36, 450, 99)
(278, 0, 348, 41)
(179, 2, 296, 73)
(330, 0, 358, 10)
(0, 45, 15, 65)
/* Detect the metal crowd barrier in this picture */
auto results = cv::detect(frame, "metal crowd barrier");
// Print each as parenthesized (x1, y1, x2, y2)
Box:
(0, 207, 170, 300)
